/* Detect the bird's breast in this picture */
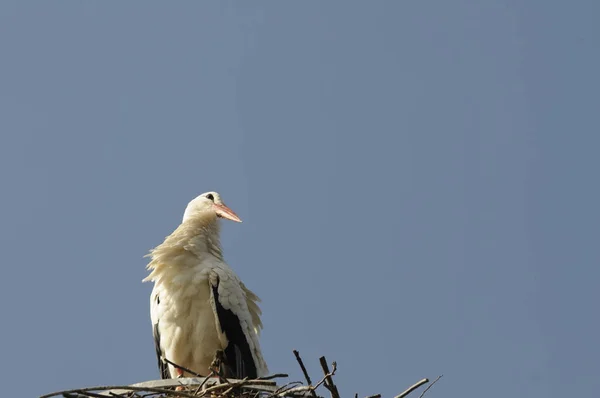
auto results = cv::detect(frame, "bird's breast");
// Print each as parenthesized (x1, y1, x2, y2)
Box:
(154, 268, 224, 376)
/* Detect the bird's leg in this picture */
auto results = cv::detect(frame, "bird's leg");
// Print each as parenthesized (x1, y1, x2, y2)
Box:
(210, 349, 231, 381)
(175, 369, 186, 391)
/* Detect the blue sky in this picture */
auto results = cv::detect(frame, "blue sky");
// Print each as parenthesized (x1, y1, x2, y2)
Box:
(1, 2, 598, 397)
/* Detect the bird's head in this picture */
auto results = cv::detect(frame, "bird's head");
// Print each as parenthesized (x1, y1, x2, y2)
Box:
(182, 191, 242, 224)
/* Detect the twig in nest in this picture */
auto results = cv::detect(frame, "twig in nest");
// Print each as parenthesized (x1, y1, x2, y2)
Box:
(193, 370, 216, 395)
(41, 385, 199, 398)
(274, 385, 318, 397)
(163, 357, 204, 378)
(108, 392, 130, 398)
(259, 373, 289, 380)
(276, 363, 337, 397)
(395, 378, 429, 398)
(319, 356, 341, 398)
(293, 350, 317, 398)
(193, 351, 237, 396)
(271, 381, 304, 397)
(220, 377, 250, 396)
(200, 377, 249, 395)
(418, 375, 443, 398)
(83, 391, 118, 398)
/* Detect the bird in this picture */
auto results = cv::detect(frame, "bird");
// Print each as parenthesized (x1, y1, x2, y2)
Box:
(143, 191, 268, 381)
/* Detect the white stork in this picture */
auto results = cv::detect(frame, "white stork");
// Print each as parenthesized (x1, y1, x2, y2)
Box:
(143, 191, 268, 380)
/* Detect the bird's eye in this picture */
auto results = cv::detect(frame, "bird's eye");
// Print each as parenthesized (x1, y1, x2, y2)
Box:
(206, 194, 215, 201)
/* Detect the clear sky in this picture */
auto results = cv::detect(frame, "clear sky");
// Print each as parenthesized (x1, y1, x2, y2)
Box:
(1, 2, 598, 397)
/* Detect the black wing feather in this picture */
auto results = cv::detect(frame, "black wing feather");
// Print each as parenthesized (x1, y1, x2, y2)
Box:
(153, 322, 170, 379)
(212, 281, 257, 379)
(153, 294, 170, 379)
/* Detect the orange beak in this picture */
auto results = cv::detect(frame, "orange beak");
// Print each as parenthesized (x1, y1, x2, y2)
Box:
(213, 203, 242, 223)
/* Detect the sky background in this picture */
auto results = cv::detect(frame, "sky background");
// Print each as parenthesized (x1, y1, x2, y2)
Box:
(1, 2, 598, 398)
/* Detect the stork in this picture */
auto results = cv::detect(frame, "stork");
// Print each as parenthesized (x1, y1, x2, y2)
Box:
(143, 191, 268, 381)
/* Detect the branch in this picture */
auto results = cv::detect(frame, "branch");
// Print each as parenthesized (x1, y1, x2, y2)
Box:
(293, 350, 318, 398)
(219, 377, 250, 396)
(418, 375, 443, 398)
(271, 380, 305, 397)
(163, 357, 204, 378)
(40, 385, 199, 398)
(107, 392, 130, 398)
(274, 385, 315, 396)
(88, 391, 121, 398)
(199, 377, 250, 395)
(313, 361, 337, 390)
(259, 373, 289, 380)
(319, 356, 340, 398)
(193, 370, 216, 395)
(395, 378, 429, 398)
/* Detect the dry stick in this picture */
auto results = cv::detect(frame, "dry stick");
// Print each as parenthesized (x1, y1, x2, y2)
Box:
(224, 380, 279, 387)
(259, 373, 289, 380)
(418, 375, 443, 398)
(278, 372, 337, 398)
(365, 395, 382, 398)
(395, 378, 429, 398)
(271, 381, 305, 397)
(273, 385, 312, 396)
(62, 393, 95, 398)
(293, 350, 318, 398)
(200, 377, 250, 395)
(287, 362, 337, 395)
(276, 385, 321, 396)
(220, 377, 250, 396)
(40, 385, 199, 398)
(163, 357, 205, 377)
(78, 391, 116, 398)
(319, 356, 341, 398)
(193, 370, 216, 395)
(108, 392, 131, 398)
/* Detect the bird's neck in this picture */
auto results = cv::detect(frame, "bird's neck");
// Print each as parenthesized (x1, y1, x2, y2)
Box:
(182, 217, 223, 259)
(144, 217, 224, 283)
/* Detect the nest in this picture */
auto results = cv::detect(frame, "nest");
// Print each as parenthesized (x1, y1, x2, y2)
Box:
(40, 351, 442, 398)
